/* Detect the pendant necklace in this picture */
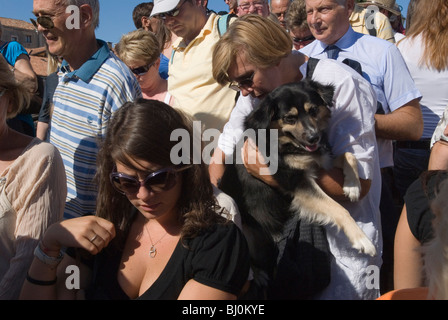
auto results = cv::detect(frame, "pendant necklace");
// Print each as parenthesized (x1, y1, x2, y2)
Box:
(144, 223, 168, 258)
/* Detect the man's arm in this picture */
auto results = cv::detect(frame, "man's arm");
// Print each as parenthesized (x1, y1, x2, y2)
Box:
(374, 98, 423, 141)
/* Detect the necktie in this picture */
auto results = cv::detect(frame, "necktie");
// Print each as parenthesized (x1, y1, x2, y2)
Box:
(326, 45, 340, 60)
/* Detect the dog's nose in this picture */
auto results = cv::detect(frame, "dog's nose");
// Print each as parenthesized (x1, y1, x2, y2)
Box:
(306, 132, 320, 145)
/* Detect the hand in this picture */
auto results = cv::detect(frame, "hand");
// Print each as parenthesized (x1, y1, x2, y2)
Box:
(241, 138, 279, 188)
(42, 216, 116, 256)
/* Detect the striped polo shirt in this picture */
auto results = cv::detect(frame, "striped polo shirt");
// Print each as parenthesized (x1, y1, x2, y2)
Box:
(50, 40, 141, 219)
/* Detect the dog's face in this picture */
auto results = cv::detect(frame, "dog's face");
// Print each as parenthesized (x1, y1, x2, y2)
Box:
(245, 79, 335, 154)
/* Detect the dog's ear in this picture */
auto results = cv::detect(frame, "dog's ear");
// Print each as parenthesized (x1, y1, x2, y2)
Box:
(244, 95, 277, 130)
(307, 79, 335, 108)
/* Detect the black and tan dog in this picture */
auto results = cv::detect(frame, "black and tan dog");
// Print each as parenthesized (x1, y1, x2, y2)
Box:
(219, 80, 376, 293)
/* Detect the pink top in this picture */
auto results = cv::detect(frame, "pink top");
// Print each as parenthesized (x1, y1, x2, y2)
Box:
(0, 138, 67, 299)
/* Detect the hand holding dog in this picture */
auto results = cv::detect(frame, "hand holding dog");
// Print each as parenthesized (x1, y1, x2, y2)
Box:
(241, 137, 279, 188)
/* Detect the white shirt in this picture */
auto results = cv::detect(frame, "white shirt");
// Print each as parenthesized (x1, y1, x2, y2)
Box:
(218, 58, 383, 300)
(397, 34, 448, 139)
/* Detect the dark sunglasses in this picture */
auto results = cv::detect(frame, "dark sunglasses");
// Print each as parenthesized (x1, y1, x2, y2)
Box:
(30, 16, 55, 30)
(110, 166, 190, 195)
(156, 0, 187, 20)
(292, 35, 315, 44)
(229, 72, 255, 92)
(131, 62, 155, 76)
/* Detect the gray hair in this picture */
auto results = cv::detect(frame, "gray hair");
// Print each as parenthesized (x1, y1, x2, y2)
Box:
(62, 0, 100, 29)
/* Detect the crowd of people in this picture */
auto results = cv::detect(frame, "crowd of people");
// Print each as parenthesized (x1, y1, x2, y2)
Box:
(1, 0, 448, 300)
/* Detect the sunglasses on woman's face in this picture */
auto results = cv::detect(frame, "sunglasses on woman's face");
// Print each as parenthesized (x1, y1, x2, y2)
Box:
(110, 166, 191, 195)
(130, 62, 155, 76)
(30, 16, 55, 30)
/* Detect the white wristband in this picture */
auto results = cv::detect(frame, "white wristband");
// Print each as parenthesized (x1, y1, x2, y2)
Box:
(34, 242, 64, 268)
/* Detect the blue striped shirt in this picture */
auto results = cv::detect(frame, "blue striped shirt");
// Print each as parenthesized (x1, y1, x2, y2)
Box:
(50, 40, 141, 219)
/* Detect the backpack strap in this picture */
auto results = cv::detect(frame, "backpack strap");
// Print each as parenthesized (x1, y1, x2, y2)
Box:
(217, 13, 236, 37)
(306, 57, 320, 79)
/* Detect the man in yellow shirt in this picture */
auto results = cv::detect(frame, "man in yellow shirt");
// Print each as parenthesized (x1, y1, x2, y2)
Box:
(151, 0, 238, 131)
(350, 3, 395, 43)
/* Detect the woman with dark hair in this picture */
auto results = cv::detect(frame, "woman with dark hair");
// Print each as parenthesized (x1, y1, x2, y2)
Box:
(21, 99, 250, 300)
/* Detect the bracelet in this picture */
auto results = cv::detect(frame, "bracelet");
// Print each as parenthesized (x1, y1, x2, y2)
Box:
(26, 273, 57, 286)
(34, 241, 64, 268)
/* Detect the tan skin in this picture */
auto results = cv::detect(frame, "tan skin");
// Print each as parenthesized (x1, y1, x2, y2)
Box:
(209, 50, 371, 202)
(428, 140, 448, 171)
(21, 157, 236, 300)
(393, 205, 425, 289)
(305, 0, 423, 141)
(270, 0, 290, 28)
(236, 0, 270, 17)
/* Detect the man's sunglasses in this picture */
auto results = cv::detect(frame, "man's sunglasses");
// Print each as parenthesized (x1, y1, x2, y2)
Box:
(30, 16, 55, 30)
(292, 35, 315, 44)
(110, 166, 190, 195)
(156, 0, 187, 20)
(131, 62, 155, 76)
(229, 72, 255, 92)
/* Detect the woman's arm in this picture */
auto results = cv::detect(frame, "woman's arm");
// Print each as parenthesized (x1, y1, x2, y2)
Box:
(394, 205, 425, 289)
(20, 216, 116, 300)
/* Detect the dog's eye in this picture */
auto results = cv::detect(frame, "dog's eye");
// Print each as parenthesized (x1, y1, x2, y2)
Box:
(308, 106, 319, 117)
(283, 115, 297, 125)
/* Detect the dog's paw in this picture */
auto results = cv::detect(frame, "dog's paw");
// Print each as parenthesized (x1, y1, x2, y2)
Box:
(343, 185, 361, 202)
(353, 237, 377, 257)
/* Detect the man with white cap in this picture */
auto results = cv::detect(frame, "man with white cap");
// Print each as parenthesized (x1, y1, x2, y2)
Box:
(150, 0, 238, 132)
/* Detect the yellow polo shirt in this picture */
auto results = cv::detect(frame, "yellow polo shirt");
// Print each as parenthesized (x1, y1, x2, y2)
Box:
(168, 13, 238, 132)
(350, 4, 395, 43)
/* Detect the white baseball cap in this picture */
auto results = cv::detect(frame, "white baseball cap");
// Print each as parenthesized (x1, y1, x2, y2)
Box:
(150, 0, 181, 17)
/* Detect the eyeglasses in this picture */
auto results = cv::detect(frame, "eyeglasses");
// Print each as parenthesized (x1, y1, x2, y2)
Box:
(130, 62, 155, 76)
(292, 35, 315, 45)
(110, 166, 190, 195)
(156, 0, 187, 20)
(238, 1, 265, 11)
(30, 16, 55, 30)
(229, 72, 255, 91)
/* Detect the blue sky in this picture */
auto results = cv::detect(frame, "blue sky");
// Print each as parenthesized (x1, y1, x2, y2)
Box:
(0, 0, 410, 45)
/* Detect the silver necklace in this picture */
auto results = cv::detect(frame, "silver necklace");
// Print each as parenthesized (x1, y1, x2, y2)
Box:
(144, 223, 168, 258)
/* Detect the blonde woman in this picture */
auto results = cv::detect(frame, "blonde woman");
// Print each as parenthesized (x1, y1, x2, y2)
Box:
(0, 56, 66, 299)
(115, 29, 174, 105)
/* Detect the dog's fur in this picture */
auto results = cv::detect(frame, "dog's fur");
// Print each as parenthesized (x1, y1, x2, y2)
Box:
(219, 80, 376, 289)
